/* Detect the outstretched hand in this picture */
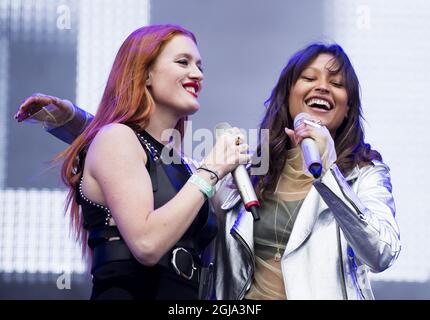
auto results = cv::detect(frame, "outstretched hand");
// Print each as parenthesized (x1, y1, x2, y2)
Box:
(14, 93, 74, 127)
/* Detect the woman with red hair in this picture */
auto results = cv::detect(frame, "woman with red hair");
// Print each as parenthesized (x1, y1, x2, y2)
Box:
(16, 25, 249, 300)
(17, 38, 401, 300)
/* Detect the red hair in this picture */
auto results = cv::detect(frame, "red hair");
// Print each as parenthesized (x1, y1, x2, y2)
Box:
(58, 25, 197, 254)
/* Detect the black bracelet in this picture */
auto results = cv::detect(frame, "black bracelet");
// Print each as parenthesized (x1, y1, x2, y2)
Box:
(197, 166, 220, 184)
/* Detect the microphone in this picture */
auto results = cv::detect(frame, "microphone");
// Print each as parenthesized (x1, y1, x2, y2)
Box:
(293, 112, 322, 178)
(215, 122, 260, 221)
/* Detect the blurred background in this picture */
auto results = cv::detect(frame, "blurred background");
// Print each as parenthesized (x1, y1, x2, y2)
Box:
(0, 0, 429, 299)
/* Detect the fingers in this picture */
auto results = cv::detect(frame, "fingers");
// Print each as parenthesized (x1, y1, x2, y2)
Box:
(236, 142, 251, 164)
(204, 127, 250, 177)
(285, 122, 323, 146)
(284, 127, 298, 146)
(237, 141, 251, 164)
(234, 133, 245, 146)
(15, 93, 56, 122)
(238, 153, 252, 165)
(223, 127, 245, 147)
(295, 126, 314, 139)
(236, 143, 249, 163)
(227, 126, 241, 135)
(236, 143, 249, 154)
(226, 127, 243, 141)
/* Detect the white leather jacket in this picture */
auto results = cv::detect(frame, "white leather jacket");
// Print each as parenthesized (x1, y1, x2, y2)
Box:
(212, 161, 401, 300)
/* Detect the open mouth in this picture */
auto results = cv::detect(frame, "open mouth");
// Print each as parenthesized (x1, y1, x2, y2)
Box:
(183, 82, 199, 98)
(305, 97, 333, 111)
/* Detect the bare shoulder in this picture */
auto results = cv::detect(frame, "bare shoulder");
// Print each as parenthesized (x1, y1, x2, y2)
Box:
(88, 123, 147, 164)
(93, 123, 140, 148)
(96, 123, 138, 142)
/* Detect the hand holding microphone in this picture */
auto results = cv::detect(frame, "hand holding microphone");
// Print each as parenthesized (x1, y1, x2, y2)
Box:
(214, 123, 260, 221)
(286, 112, 325, 178)
(202, 125, 250, 180)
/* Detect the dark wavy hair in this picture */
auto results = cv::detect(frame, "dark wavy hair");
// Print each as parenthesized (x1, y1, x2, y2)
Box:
(253, 43, 381, 198)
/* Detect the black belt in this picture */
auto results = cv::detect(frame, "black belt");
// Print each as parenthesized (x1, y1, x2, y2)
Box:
(91, 238, 201, 284)
(160, 246, 201, 282)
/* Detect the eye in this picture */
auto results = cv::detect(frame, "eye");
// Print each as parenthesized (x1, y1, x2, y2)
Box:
(331, 81, 344, 88)
(301, 76, 315, 81)
(176, 59, 189, 66)
(176, 59, 203, 73)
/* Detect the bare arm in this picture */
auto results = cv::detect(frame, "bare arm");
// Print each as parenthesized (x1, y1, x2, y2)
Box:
(84, 123, 249, 266)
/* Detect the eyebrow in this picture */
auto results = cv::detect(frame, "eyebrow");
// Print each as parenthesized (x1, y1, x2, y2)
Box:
(302, 67, 320, 72)
(174, 53, 202, 65)
(302, 66, 342, 76)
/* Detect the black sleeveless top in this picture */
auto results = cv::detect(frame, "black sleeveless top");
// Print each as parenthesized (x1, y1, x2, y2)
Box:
(77, 129, 218, 300)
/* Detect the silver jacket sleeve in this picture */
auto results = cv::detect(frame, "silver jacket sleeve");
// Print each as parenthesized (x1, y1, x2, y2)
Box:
(314, 161, 401, 273)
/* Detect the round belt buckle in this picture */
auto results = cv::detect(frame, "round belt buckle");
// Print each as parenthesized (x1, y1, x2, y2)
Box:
(171, 247, 197, 280)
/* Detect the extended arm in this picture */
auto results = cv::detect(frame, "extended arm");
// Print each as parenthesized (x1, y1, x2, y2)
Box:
(15, 93, 94, 144)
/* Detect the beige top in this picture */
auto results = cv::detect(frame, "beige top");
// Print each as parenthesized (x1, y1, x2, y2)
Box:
(245, 148, 313, 300)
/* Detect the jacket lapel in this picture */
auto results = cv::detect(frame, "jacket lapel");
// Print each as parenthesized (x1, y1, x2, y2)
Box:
(284, 164, 360, 257)
(231, 205, 255, 248)
(284, 186, 325, 257)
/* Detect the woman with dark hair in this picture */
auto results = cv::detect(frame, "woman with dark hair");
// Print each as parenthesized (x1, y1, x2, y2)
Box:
(16, 42, 400, 300)
(213, 43, 400, 300)
(15, 24, 250, 300)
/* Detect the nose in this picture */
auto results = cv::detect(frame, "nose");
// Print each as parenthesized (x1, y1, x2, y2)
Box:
(315, 78, 330, 94)
(189, 64, 204, 82)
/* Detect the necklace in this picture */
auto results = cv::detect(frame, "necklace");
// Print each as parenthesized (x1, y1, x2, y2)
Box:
(273, 178, 304, 262)
(136, 132, 193, 176)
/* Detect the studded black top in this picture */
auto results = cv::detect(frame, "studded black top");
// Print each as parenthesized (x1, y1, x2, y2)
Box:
(76, 129, 218, 300)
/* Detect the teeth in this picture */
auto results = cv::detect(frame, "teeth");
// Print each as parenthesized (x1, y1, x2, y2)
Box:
(307, 98, 331, 109)
(184, 86, 196, 94)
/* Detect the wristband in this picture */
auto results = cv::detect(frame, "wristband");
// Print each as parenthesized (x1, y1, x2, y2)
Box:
(189, 174, 215, 199)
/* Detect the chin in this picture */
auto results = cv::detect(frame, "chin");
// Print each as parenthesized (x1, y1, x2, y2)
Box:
(181, 103, 200, 116)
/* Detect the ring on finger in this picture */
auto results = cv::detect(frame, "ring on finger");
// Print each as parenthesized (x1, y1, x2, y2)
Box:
(303, 119, 322, 129)
(235, 136, 241, 146)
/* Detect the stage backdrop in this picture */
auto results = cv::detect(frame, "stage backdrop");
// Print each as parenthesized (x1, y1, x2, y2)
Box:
(0, 0, 429, 299)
